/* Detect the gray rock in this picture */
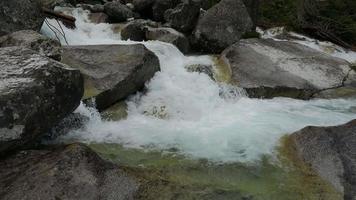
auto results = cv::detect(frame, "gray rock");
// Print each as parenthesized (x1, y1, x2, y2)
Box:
(104, 2, 134, 22)
(290, 120, 356, 199)
(0, 0, 45, 36)
(152, 0, 181, 22)
(220, 39, 354, 99)
(0, 143, 139, 200)
(0, 30, 62, 61)
(164, 1, 200, 33)
(121, 19, 159, 41)
(193, 0, 253, 53)
(61, 44, 160, 111)
(0, 47, 83, 154)
(146, 27, 189, 53)
(242, 0, 259, 28)
(89, 12, 109, 24)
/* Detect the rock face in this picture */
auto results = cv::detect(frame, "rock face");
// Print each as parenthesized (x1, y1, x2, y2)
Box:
(242, 0, 259, 28)
(104, 2, 134, 22)
(290, 120, 356, 199)
(164, 1, 200, 33)
(193, 0, 253, 53)
(0, 0, 45, 36)
(0, 143, 139, 200)
(0, 30, 62, 61)
(0, 47, 83, 154)
(146, 27, 190, 53)
(61, 44, 160, 111)
(221, 39, 355, 99)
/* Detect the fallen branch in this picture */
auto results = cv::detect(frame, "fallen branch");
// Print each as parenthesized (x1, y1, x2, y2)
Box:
(42, 7, 76, 29)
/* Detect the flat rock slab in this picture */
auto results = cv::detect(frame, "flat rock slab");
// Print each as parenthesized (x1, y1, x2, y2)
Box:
(290, 120, 356, 199)
(0, 47, 83, 154)
(0, 143, 139, 200)
(221, 39, 354, 99)
(61, 44, 160, 111)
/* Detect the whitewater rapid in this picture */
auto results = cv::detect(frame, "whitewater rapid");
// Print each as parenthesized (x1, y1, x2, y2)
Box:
(42, 8, 356, 163)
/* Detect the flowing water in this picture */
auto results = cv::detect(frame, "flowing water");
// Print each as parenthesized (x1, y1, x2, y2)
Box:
(42, 8, 356, 199)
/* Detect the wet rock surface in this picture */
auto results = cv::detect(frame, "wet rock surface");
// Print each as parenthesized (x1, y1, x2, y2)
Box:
(61, 44, 160, 111)
(290, 120, 356, 199)
(0, 143, 139, 200)
(0, 30, 62, 61)
(0, 47, 83, 155)
(221, 38, 355, 99)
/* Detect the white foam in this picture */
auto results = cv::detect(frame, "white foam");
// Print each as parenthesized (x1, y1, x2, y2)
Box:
(42, 9, 356, 163)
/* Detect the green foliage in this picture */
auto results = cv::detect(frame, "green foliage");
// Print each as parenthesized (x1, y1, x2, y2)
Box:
(259, 0, 299, 28)
(242, 31, 261, 39)
(207, 0, 221, 8)
(259, 0, 356, 46)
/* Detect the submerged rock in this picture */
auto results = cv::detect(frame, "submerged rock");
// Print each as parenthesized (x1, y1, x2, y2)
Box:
(146, 27, 190, 53)
(185, 64, 214, 80)
(0, 30, 62, 61)
(46, 113, 90, 140)
(290, 120, 356, 199)
(0, 143, 139, 200)
(0, 0, 45, 36)
(0, 47, 83, 154)
(88, 12, 109, 24)
(193, 0, 253, 53)
(61, 44, 160, 111)
(221, 39, 355, 99)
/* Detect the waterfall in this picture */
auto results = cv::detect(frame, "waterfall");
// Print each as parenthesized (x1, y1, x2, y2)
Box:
(41, 8, 356, 163)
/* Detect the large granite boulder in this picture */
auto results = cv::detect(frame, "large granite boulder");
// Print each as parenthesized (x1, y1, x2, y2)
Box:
(0, 0, 45, 36)
(220, 39, 356, 99)
(290, 120, 356, 199)
(61, 44, 160, 111)
(0, 143, 139, 200)
(0, 47, 83, 154)
(242, 0, 259, 28)
(193, 0, 253, 53)
(0, 30, 62, 61)
(164, 1, 200, 33)
(104, 2, 134, 22)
